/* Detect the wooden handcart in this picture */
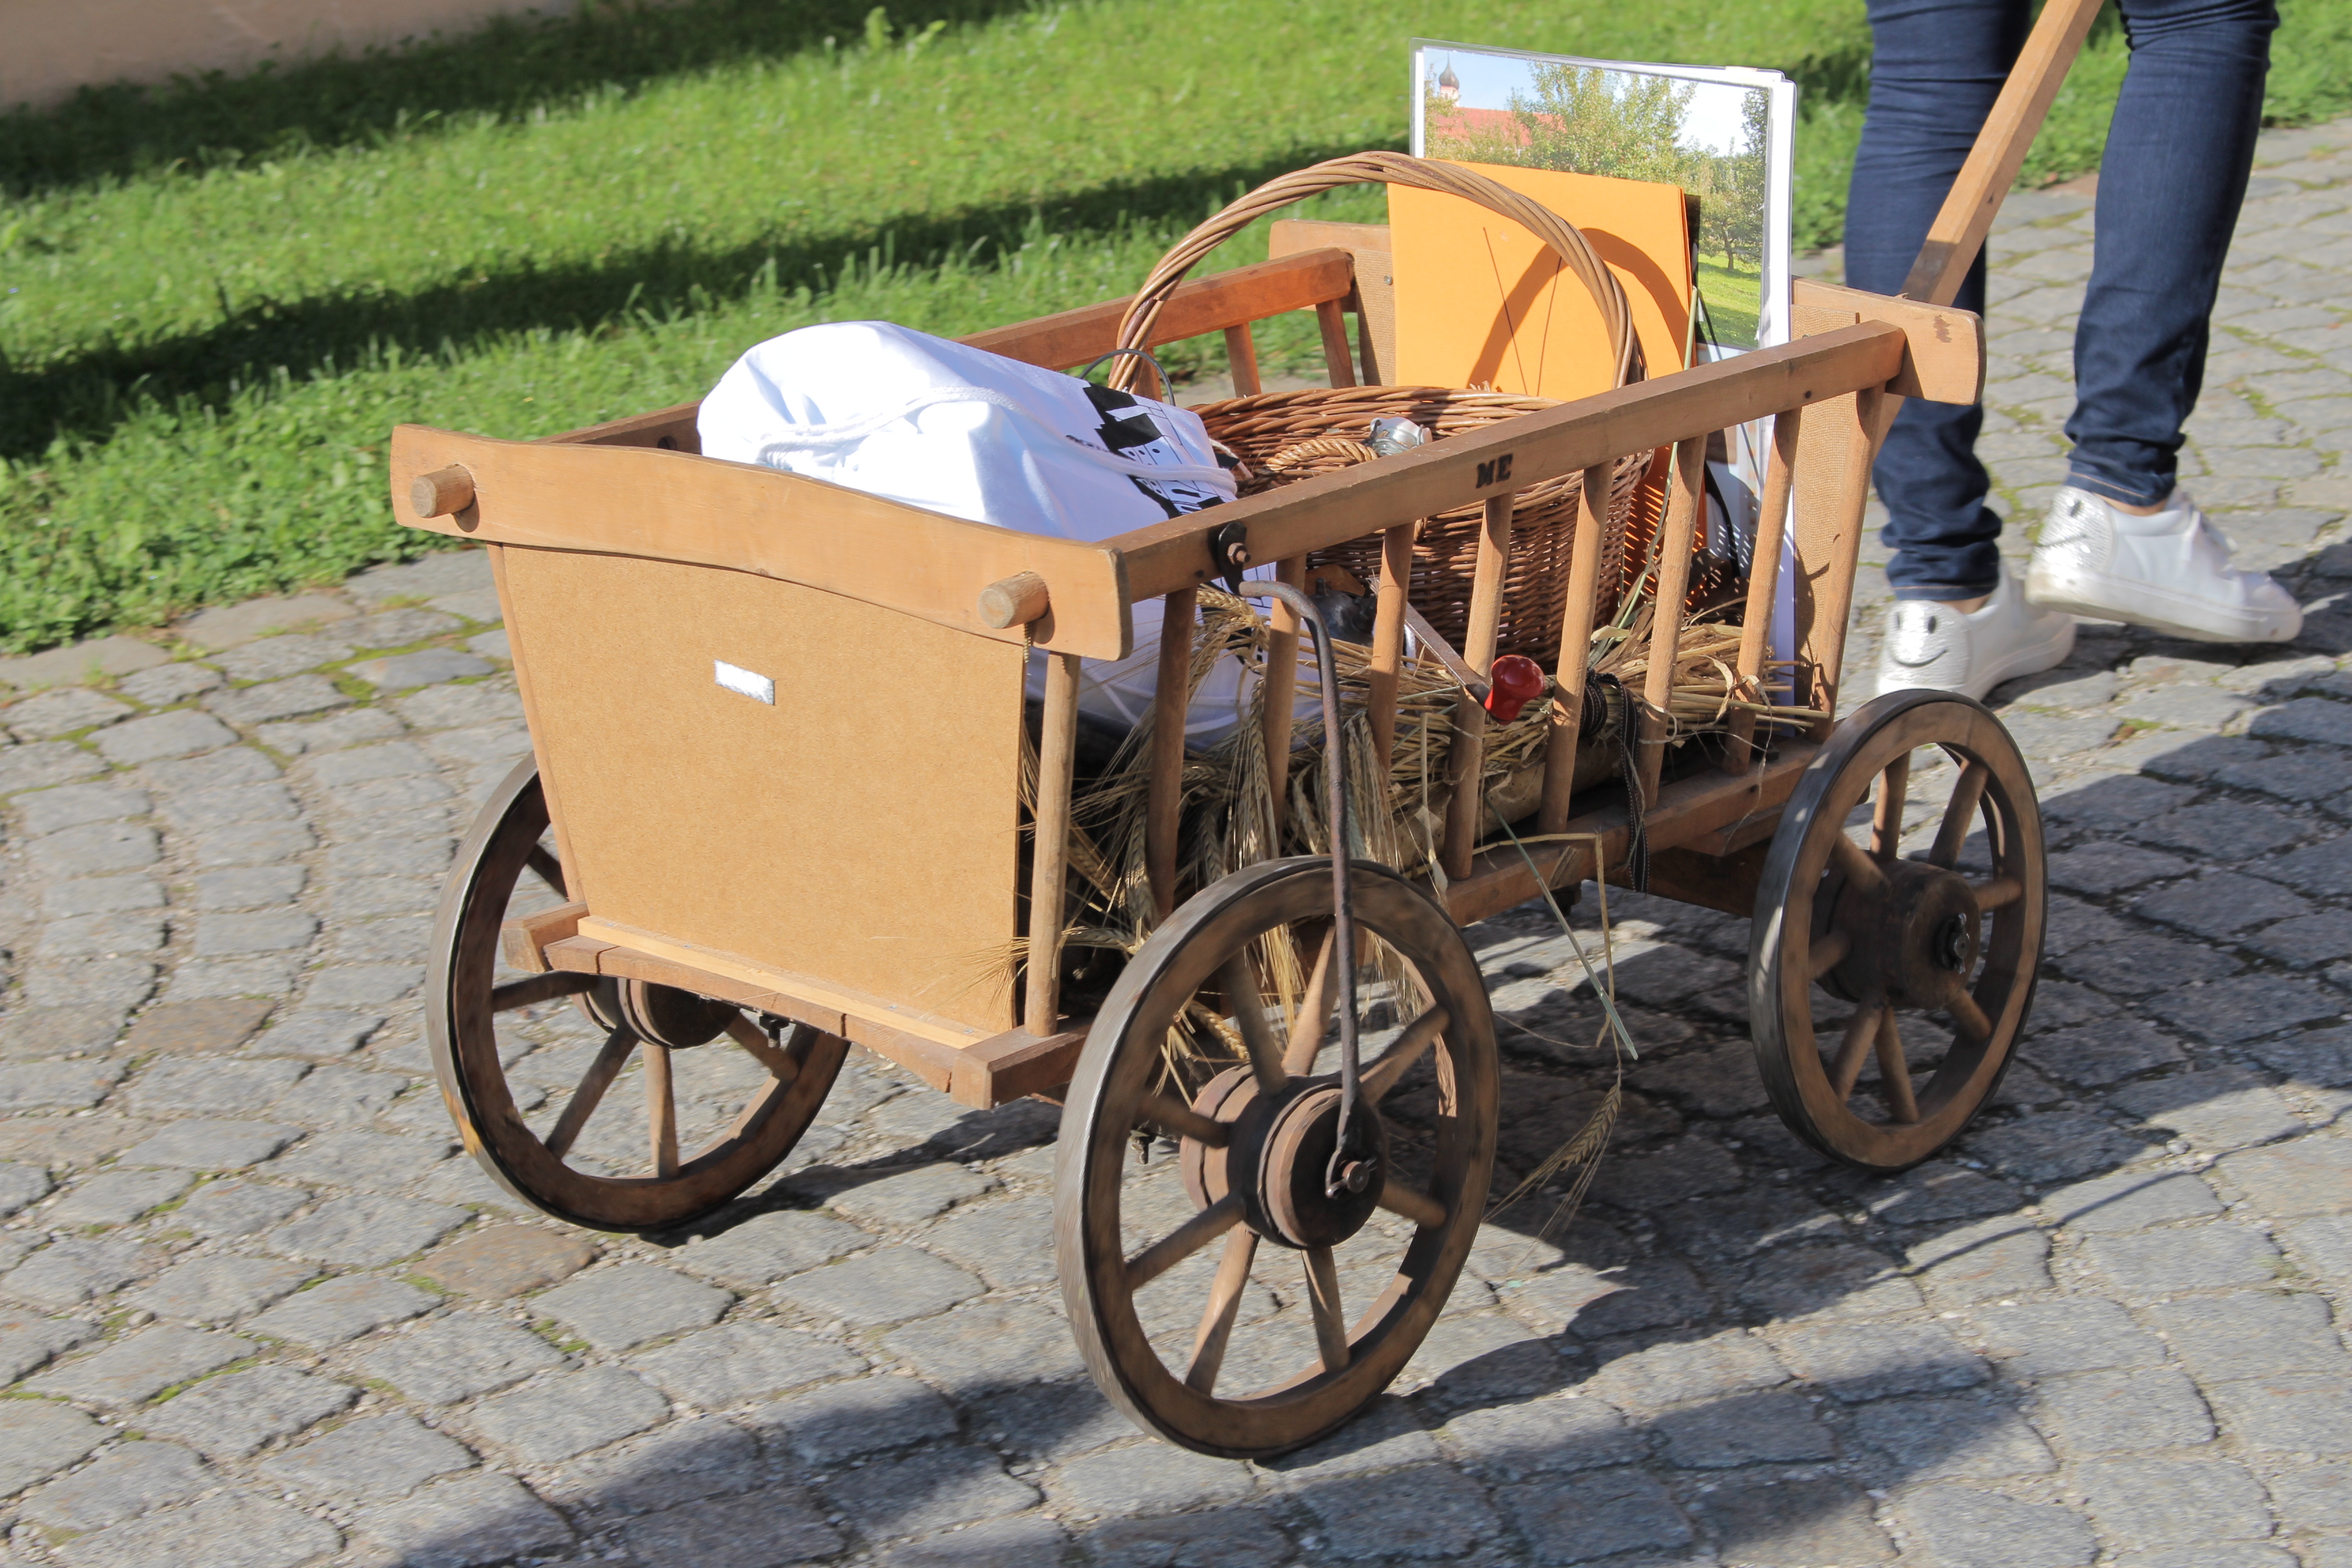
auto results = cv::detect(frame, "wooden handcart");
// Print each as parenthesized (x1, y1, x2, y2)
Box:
(391, 6, 2100, 1458)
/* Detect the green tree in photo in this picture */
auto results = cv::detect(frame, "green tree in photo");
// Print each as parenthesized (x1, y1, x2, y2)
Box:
(1701, 88, 1769, 274)
(1507, 65, 1699, 186)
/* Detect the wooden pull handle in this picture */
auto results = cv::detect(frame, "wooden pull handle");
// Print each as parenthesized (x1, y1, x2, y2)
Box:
(979, 571, 1049, 629)
(410, 466, 476, 517)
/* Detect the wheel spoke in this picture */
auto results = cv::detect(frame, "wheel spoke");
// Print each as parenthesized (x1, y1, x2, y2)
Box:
(1874, 1011, 1921, 1123)
(1948, 987, 1994, 1042)
(727, 1073, 789, 1138)
(723, 1014, 800, 1084)
(491, 972, 595, 1013)
(1829, 1000, 1881, 1100)
(644, 1043, 679, 1178)
(1359, 1006, 1450, 1105)
(1219, 956, 1288, 1096)
(544, 1024, 637, 1158)
(1303, 1246, 1351, 1373)
(1377, 1177, 1448, 1229)
(1282, 927, 1339, 1076)
(1126, 1193, 1243, 1292)
(1972, 876, 2023, 912)
(1929, 762, 1991, 868)
(1873, 751, 1911, 860)
(1829, 831, 1887, 896)
(525, 844, 568, 896)
(1141, 1091, 1229, 1149)
(1183, 1228, 1259, 1392)
(1806, 929, 1852, 984)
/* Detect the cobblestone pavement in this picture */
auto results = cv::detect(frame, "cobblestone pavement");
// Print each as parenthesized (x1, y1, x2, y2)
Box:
(5, 119, 2352, 1568)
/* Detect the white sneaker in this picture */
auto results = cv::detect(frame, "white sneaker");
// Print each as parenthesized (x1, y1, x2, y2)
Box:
(1873, 559, 2076, 701)
(2025, 485, 2302, 643)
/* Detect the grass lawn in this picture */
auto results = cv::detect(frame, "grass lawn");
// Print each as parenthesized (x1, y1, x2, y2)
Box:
(2, 0, 2347, 653)
(1694, 255, 1763, 353)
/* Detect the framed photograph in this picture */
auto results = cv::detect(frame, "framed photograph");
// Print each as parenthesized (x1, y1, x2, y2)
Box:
(1412, 39, 1800, 680)
(1411, 39, 1793, 355)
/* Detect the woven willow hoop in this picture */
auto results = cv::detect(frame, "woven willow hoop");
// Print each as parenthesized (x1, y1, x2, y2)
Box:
(1107, 151, 1645, 391)
(1109, 152, 1661, 666)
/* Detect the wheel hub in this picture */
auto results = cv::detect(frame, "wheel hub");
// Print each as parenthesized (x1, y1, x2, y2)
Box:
(1828, 857, 1982, 1009)
(617, 981, 735, 1049)
(1180, 1066, 1388, 1251)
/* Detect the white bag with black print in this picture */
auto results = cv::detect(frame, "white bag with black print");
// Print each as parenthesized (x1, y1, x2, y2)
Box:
(700, 321, 1307, 745)
(698, 320, 1235, 540)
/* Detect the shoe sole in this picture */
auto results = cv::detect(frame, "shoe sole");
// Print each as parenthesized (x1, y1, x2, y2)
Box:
(2027, 566, 2301, 644)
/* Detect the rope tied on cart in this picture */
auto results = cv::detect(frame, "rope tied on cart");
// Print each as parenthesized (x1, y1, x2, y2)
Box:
(1235, 581, 1374, 1201)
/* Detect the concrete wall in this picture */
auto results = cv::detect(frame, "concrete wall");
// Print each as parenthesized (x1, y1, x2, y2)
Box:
(3, 0, 576, 110)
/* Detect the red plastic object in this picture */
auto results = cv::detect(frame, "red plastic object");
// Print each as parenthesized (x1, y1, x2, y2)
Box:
(1484, 655, 1546, 723)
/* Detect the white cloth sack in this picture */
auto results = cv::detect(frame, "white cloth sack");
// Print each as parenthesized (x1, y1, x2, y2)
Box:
(698, 321, 1309, 744)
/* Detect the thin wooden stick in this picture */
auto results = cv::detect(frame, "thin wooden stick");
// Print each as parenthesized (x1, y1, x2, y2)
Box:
(644, 1043, 678, 1179)
(1186, 1229, 1259, 1392)
(1026, 652, 1081, 1038)
(544, 1025, 635, 1159)
(1314, 300, 1358, 389)
(1367, 523, 1414, 766)
(1148, 587, 1196, 919)
(1262, 555, 1307, 838)
(1875, 1011, 1921, 1123)
(1220, 955, 1289, 1096)
(1443, 493, 1513, 878)
(1874, 753, 1912, 861)
(1901, 0, 2107, 306)
(1224, 324, 1263, 397)
(1803, 389, 1884, 738)
(1541, 462, 1614, 832)
(1637, 438, 1707, 812)
(1722, 408, 1803, 774)
(1281, 927, 1338, 1077)
(1128, 1194, 1243, 1290)
(1303, 1245, 1351, 1372)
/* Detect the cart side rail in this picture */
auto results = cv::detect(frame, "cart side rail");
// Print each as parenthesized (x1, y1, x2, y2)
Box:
(389, 424, 1139, 660)
(532, 248, 1362, 455)
(1105, 305, 1976, 602)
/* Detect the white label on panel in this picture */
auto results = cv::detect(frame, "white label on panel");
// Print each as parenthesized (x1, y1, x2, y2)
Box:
(714, 660, 775, 704)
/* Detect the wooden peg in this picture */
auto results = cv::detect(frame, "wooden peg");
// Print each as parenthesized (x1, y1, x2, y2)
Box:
(979, 571, 1051, 629)
(410, 466, 476, 518)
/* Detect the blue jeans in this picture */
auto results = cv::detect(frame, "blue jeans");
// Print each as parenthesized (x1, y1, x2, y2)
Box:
(1846, 0, 2278, 601)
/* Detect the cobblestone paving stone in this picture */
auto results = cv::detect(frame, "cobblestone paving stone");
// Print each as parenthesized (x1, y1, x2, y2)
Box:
(4, 120, 2352, 1567)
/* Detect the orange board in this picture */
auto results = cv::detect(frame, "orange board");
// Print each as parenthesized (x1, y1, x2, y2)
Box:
(1389, 161, 1693, 402)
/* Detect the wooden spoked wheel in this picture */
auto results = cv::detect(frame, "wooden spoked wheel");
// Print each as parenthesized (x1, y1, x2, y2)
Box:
(1056, 858, 1498, 1458)
(427, 758, 847, 1232)
(1750, 689, 2046, 1173)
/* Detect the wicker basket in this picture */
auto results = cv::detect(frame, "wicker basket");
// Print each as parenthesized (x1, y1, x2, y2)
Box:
(1193, 387, 1654, 666)
(1111, 152, 1654, 668)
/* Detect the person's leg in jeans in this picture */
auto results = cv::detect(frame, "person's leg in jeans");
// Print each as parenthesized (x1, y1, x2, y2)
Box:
(1847, 0, 2029, 607)
(1863, 0, 2298, 699)
(2027, 0, 2300, 642)
(1852, 0, 2075, 698)
(2065, 0, 2274, 507)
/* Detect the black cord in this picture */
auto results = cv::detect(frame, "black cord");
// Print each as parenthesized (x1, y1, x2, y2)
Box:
(1243, 583, 1367, 1200)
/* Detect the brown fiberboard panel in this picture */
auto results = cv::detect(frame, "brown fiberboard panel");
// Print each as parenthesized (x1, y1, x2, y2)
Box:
(500, 547, 1027, 1040)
